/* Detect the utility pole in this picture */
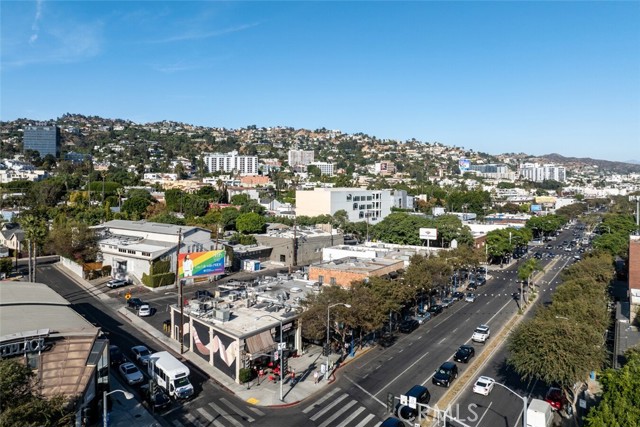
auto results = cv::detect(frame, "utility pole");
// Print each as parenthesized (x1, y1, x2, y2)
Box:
(292, 213, 298, 268)
(174, 228, 184, 354)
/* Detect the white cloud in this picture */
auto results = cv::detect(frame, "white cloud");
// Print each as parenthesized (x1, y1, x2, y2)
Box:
(29, 0, 43, 45)
(148, 23, 258, 44)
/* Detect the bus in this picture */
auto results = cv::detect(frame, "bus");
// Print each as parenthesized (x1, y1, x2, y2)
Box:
(148, 351, 194, 399)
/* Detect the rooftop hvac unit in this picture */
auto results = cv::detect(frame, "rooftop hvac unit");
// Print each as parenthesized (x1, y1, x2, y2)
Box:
(214, 308, 231, 322)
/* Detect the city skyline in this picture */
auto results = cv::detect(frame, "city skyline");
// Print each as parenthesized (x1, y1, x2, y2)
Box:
(1, 1, 639, 163)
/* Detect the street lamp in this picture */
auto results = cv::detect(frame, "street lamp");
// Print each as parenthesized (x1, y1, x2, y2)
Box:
(103, 389, 134, 427)
(256, 314, 284, 402)
(326, 303, 351, 380)
(492, 382, 527, 427)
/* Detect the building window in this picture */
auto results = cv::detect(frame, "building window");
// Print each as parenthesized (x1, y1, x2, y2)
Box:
(346, 194, 352, 201)
(353, 196, 360, 201)
(141, 252, 150, 257)
(359, 204, 365, 210)
(367, 196, 372, 201)
(280, 254, 286, 262)
(359, 211, 364, 218)
(318, 275, 324, 284)
(330, 277, 336, 285)
(353, 203, 358, 210)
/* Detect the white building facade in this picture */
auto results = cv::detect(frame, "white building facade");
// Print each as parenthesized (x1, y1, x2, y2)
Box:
(287, 150, 314, 167)
(203, 151, 258, 176)
(518, 163, 566, 182)
(308, 161, 335, 176)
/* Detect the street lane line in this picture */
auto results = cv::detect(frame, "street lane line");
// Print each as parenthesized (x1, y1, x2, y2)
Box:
(208, 402, 244, 427)
(220, 397, 256, 423)
(310, 393, 349, 421)
(196, 407, 225, 427)
(248, 406, 265, 416)
(318, 399, 357, 427)
(354, 413, 376, 427)
(303, 387, 340, 413)
(373, 351, 430, 397)
(344, 374, 386, 407)
(338, 406, 366, 426)
(475, 401, 493, 427)
(438, 337, 447, 344)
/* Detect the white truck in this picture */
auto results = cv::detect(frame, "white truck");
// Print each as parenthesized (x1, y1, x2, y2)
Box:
(527, 398, 553, 427)
(148, 351, 194, 399)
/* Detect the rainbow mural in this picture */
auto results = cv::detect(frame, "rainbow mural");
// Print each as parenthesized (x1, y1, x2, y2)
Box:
(178, 250, 225, 278)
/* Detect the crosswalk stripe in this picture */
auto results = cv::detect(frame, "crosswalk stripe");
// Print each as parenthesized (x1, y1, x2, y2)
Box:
(318, 399, 358, 427)
(183, 413, 206, 427)
(337, 406, 366, 426)
(354, 413, 376, 427)
(248, 406, 265, 416)
(303, 387, 341, 413)
(220, 397, 256, 423)
(209, 401, 244, 427)
(310, 393, 349, 421)
(196, 407, 225, 427)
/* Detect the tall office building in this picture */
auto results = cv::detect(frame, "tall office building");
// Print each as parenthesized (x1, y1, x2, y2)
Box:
(23, 124, 60, 158)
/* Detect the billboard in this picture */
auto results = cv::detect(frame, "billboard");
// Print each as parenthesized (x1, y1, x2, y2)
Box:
(179, 250, 225, 278)
(458, 158, 470, 172)
(419, 228, 438, 240)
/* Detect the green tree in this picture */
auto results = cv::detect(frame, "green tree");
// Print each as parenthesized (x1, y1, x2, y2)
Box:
(236, 212, 266, 234)
(0, 258, 12, 278)
(121, 197, 152, 219)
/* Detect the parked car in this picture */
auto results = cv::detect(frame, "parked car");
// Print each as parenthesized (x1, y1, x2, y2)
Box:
(440, 298, 454, 308)
(472, 325, 491, 343)
(399, 319, 419, 333)
(467, 283, 478, 291)
(414, 312, 432, 324)
(452, 291, 465, 300)
(428, 305, 443, 316)
(432, 361, 458, 388)
(139, 384, 171, 411)
(380, 417, 405, 427)
(476, 276, 487, 286)
(127, 297, 145, 309)
(465, 293, 477, 303)
(473, 376, 495, 396)
(138, 304, 152, 317)
(118, 362, 143, 385)
(109, 345, 126, 367)
(453, 345, 475, 363)
(544, 387, 569, 411)
(131, 345, 152, 365)
(107, 279, 130, 289)
(395, 384, 430, 420)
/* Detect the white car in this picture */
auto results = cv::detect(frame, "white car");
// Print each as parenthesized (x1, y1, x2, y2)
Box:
(118, 362, 143, 385)
(465, 293, 476, 303)
(473, 376, 495, 395)
(472, 325, 491, 343)
(138, 304, 152, 317)
(106, 279, 128, 289)
(131, 345, 152, 365)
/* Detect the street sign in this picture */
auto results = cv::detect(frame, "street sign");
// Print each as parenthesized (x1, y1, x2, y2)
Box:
(278, 342, 286, 350)
(579, 399, 587, 409)
(400, 394, 408, 406)
(408, 396, 417, 409)
(419, 228, 438, 240)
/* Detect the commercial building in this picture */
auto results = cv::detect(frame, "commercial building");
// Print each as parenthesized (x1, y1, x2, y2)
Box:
(629, 235, 640, 304)
(203, 151, 258, 176)
(23, 124, 60, 158)
(308, 161, 335, 176)
(308, 257, 404, 288)
(295, 188, 413, 224)
(0, 281, 107, 426)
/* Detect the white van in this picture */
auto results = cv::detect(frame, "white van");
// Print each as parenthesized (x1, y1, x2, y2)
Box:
(148, 351, 194, 399)
(527, 398, 553, 427)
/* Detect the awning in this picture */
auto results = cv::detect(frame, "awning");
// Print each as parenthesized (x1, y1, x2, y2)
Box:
(246, 330, 276, 355)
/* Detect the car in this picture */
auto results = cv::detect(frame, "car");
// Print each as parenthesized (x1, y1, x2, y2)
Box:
(109, 345, 126, 367)
(476, 276, 487, 286)
(440, 298, 454, 308)
(414, 312, 431, 324)
(139, 384, 171, 411)
(473, 376, 495, 395)
(428, 305, 443, 316)
(544, 387, 569, 411)
(453, 345, 475, 363)
(399, 319, 419, 333)
(432, 361, 458, 387)
(379, 417, 405, 427)
(395, 384, 430, 420)
(106, 279, 129, 289)
(194, 289, 214, 299)
(465, 293, 476, 303)
(118, 362, 144, 385)
(452, 291, 465, 300)
(131, 345, 152, 365)
(138, 304, 152, 317)
(127, 297, 145, 309)
(467, 283, 478, 291)
(533, 253, 543, 259)
(472, 325, 491, 343)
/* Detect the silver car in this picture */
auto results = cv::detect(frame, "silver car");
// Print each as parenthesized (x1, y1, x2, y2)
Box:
(118, 362, 143, 385)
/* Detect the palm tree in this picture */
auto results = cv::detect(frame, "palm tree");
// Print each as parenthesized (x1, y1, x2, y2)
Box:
(19, 214, 47, 282)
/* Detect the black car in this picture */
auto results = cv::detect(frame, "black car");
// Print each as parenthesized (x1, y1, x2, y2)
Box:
(453, 345, 475, 363)
(127, 297, 145, 309)
(139, 384, 171, 411)
(476, 276, 487, 286)
(396, 384, 431, 419)
(399, 319, 419, 333)
(428, 305, 443, 316)
(467, 283, 478, 291)
(432, 361, 458, 387)
(109, 345, 126, 367)
(452, 291, 465, 300)
(380, 417, 404, 427)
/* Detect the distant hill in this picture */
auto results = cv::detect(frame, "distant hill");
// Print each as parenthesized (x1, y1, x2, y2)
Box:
(538, 153, 640, 174)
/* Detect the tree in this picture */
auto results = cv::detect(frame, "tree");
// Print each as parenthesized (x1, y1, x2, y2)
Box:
(121, 196, 152, 219)
(18, 214, 47, 282)
(236, 212, 266, 234)
(220, 207, 240, 230)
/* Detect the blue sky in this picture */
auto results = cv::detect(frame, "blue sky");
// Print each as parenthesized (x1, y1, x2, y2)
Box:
(1, 1, 639, 163)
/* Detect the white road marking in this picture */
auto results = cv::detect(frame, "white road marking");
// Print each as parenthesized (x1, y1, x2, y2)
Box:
(310, 393, 349, 421)
(220, 397, 255, 423)
(303, 387, 340, 413)
(196, 407, 226, 427)
(373, 351, 430, 397)
(344, 375, 386, 407)
(208, 401, 244, 427)
(475, 401, 493, 427)
(354, 413, 376, 427)
(318, 399, 358, 427)
(339, 406, 366, 426)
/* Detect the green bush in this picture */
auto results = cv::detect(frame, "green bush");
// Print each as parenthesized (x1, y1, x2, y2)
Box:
(141, 272, 175, 288)
(239, 367, 253, 384)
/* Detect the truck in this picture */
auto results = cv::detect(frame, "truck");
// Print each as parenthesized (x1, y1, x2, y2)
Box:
(148, 351, 194, 399)
(527, 398, 553, 427)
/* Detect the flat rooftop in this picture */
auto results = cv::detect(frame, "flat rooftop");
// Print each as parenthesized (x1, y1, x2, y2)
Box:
(312, 257, 403, 273)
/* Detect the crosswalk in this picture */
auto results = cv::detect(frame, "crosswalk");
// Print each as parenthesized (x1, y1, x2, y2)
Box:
(168, 387, 381, 427)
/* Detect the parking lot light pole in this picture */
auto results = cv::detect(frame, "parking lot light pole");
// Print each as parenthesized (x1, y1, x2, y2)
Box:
(493, 382, 527, 427)
(103, 389, 134, 427)
(326, 303, 351, 380)
(256, 314, 284, 402)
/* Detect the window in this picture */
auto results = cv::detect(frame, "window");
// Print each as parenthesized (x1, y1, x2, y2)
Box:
(141, 252, 150, 257)
(280, 254, 286, 262)
(367, 196, 372, 201)
(367, 204, 372, 209)
(330, 277, 336, 285)
(318, 275, 324, 284)
(353, 203, 358, 210)
(359, 211, 364, 218)
(359, 204, 365, 210)
(346, 194, 352, 201)
(354, 196, 360, 202)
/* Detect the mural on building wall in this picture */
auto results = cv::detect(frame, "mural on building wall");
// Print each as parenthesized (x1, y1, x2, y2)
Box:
(178, 250, 225, 278)
(183, 319, 238, 379)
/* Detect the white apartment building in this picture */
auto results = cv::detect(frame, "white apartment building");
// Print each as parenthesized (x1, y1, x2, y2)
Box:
(518, 163, 566, 182)
(287, 149, 314, 166)
(203, 151, 258, 176)
(309, 161, 335, 176)
(295, 188, 413, 224)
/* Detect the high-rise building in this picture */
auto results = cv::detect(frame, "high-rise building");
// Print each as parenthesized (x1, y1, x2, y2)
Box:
(287, 150, 314, 167)
(23, 124, 60, 158)
(518, 163, 566, 182)
(203, 151, 258, 176)
(308, 161, 335, 176)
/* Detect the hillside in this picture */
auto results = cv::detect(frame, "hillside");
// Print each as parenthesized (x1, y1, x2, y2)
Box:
(537, 153, 640, 174)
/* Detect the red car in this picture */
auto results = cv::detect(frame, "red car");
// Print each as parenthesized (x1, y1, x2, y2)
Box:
(544, 387, 568, 411)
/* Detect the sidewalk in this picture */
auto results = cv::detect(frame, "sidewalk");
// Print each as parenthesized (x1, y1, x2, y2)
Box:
(104, 375, 163, 427)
